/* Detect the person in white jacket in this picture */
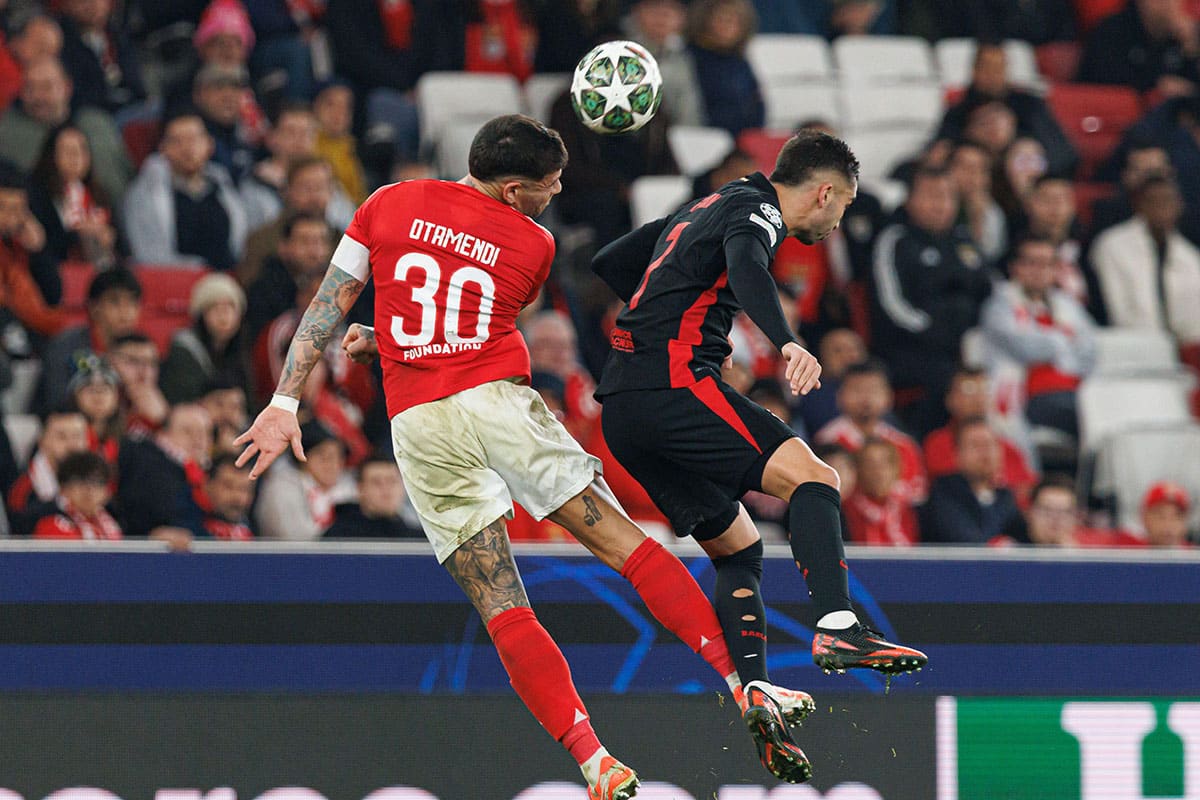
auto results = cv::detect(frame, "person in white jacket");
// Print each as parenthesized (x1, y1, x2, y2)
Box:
(981, 235, 1097, 438)
(1091, 175, 1200, 346)
(122, 111, 247, 270)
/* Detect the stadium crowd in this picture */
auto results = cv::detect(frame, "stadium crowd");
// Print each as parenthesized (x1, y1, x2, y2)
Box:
(0, 0, 1195, 548)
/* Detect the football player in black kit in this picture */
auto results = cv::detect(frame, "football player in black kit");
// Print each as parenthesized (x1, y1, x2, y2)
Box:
(593, 129, 928, 782)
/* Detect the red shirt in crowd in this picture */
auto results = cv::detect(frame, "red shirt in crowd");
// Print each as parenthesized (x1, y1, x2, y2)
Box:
(843, 489, 919, 546)
(815, 416, 929, 503)
(923, 424, 1039, 505)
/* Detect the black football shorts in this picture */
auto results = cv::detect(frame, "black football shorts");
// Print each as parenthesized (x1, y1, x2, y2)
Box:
(600, 375, 795, 540)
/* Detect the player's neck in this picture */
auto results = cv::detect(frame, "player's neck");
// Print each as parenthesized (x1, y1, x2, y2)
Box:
(462, 175, 504, 204)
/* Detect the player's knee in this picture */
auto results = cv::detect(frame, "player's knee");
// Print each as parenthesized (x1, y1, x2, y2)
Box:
(773, 453, 840, 498)
(712, 538, 763, 580)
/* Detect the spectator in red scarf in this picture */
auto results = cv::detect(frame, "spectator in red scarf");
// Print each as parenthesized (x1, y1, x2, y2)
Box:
(28, 123, 118, 271)
(843, 438, 919, 546)
(464, 0, 535, 82)
(7, 408, 89, 535)
(66, 356, 122, 469)
(57, 0, 146, 115)
(199, 452, 255, 539)
(255, 419, 355, 540)
(33, 450, 122, 539)
(0, 160, 69, 338)
(115, 402, 213, 543)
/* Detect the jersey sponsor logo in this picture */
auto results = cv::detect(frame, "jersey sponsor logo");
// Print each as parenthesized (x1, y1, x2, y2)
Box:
(920, 247, 941, 267)
(759, 203, 783, 228)
(610, 327, 634, 353)
(408, 218, 501, 267)
(401, 341, 484, 361)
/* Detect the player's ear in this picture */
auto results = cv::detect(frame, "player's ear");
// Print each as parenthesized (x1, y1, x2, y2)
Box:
(817, 183, 833, 207)
(501, 180, 523, 206)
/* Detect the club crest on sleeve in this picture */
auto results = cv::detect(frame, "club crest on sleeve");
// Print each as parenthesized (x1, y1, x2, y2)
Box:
(760, 203, 783, 228)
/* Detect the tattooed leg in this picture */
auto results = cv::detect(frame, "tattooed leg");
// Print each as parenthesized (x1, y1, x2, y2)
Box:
(444, 517, 530, 623)
(549, 478, 645, 572)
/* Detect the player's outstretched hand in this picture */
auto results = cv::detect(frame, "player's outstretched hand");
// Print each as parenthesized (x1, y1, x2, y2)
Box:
(343, 323, 379, 365)
(782, 342, 822, 396)
(234, 405, 306, 480)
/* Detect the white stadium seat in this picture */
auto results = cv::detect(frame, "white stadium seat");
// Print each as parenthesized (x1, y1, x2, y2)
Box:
(1092, 328, 1185, 377)
(523, 73, 571, 123)
(934, 38, 1045, 91)
(834, 35, 935, 84)
(843, 128, 929, 180)
(434, 120, 482, 180)
(0, 359, 41, 415)
(761, 82, 842, 131)
(1077, 375, 1192, 456)
(630, 175, 691, 228)
(4, 413, 40, 468)
(748, 34, 834, 86)
(839, 82, 944, 133)
(668, 125, 735, 176)
(1093, 423, 1200, 533)
(416, 72, 523, 145)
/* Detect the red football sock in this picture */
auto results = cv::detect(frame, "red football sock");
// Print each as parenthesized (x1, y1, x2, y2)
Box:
(487, 606, 601, 766)
(620, 538, 736, 679)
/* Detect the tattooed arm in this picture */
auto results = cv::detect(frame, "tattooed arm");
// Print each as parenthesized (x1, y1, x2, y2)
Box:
(235, 265, 366, 478)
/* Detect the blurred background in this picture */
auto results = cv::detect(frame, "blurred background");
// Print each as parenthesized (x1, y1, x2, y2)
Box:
(0, 0, 1197, 798)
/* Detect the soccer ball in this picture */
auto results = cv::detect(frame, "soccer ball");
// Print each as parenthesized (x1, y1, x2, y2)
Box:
(570, 40, 663, 135)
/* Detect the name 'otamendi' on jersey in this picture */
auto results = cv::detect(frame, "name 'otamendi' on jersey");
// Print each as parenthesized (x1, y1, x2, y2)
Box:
(332, 179, 555, 417)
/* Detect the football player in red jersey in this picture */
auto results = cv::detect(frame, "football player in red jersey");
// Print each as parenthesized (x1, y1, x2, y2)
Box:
(236, 115, 813, 793)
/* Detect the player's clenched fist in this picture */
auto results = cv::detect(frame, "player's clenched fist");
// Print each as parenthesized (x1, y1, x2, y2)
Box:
(781, 341, 822, 396)
(342, 323, 378, 364)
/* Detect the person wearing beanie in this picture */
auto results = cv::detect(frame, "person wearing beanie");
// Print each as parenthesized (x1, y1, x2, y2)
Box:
(160, 272, 251, 403)
(1140, 481, 1195, 548)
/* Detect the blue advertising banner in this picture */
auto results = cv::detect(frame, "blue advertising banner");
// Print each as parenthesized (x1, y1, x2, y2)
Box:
(1, 543, 1196, 695)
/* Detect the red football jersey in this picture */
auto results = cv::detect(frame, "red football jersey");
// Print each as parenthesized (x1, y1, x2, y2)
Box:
(333, 180, 555, 416)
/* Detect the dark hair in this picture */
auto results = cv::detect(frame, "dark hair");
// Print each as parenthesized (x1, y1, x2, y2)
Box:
(162, 109, 207, 138)
(856, 436, 899, 463)
(281, 211, 330, 239)
(1030, 473, 1076, 505)
(972, 40, 1005, 66)
(770, 129, 859, 186)
(111, 332, 155, 350)
(30, 124, 108, 206)
(951, 139, 991, 162)
(357, 453, 399, 480)
(270, 100, 316, 127)
(208, 451, 249, 479)
(813, 442, 851, 462)
(950, 366, 989, 387)
(909, 165, 951, 192)
(40, 406, 86, 427)
(0, 159, 27, 192)
(285, 154, 332, 186)
(87, 268, 142, 303)
(57, 450, 111, 486)
(468, 114, 568, 183)
(686, 0, 757, 54)
(1135, 173, 1179, 204)
(1010, 233, 1056, 261)
(842, 358, 889, 382)
(1031, 173, 1071, 191)
(748, 378, 787, 407)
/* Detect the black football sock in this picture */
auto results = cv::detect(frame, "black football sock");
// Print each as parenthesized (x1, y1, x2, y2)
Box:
(712, 539, 769, 685)
(788, 482, 853, 621)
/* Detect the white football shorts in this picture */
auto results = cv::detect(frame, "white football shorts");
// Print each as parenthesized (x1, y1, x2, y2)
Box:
(390, 378, 602, 562)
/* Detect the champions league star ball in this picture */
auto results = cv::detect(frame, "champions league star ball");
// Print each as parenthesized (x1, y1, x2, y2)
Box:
(570, 40, 664, 134)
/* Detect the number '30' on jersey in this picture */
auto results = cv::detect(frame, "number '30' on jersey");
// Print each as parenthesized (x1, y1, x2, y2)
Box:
(332, 179, 555, 417)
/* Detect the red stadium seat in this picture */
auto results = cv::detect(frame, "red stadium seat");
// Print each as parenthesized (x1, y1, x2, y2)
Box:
(60, 260, 96, 312)
(139, 312, 189, 356)
(1073, 181, 1118, 231)
(134, 265, 209, 316)
(1073, 0, 1126, 33)
(737, 129, 790, 175)
(1035, 42, 1081, 83)
(1047, 83, 1143, 178)
(121, 118, 161, 170)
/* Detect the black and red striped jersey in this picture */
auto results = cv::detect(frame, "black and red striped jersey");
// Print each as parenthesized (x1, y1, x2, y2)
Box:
(595, 172, 787, 396)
